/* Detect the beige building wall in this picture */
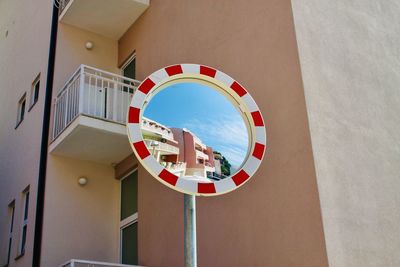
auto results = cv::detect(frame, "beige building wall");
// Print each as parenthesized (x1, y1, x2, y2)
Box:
(41, 18, 123, 267)
(0, 0, 52, 266)
(52, 23, 119, 95)
(41, 156, 119, 267)
(291, 1, 400, 266)
(118, 0, 329, 266)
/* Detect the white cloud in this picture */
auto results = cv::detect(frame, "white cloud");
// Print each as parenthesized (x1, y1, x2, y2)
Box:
(183, 115, 249, 166)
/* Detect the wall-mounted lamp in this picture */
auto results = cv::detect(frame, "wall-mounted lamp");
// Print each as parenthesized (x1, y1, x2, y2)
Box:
(78, 177, 88, 186)
(85, 41, 94, 50)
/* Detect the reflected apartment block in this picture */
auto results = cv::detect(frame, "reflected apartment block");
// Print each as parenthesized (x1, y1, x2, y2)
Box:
(140, 117, 221, 181)
(171, 128, 216, 180)
(141, 117, 185, 176)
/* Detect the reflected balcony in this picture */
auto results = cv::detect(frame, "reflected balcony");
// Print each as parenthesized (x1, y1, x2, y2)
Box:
(49, 65, 141, 164)
(144, 139, 179, 155)
(195, 150, 209, 161)
(58, 0, 150, 39)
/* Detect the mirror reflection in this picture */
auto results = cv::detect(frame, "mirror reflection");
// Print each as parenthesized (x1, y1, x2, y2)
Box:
(141, 82, 249, 182)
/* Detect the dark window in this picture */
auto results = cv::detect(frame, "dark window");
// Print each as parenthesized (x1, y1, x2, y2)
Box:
(19, 188, 29, 256)
(122, 57, 136, 94)
(123, 57, 136, 80)
(16, 94, 26, 127)
(31, 77, 40, 107)
(6, 201, 15, 266)
(120, 171, 138, 220)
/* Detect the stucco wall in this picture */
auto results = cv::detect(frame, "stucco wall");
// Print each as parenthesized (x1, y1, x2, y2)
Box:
(291, 1, 400, 266)
(40, 19, 122, 267)
(41, 156, 119, 267)
(0, 0, 52, 266)
(53, 23, 119, 95)
(118, 0, 329, 266)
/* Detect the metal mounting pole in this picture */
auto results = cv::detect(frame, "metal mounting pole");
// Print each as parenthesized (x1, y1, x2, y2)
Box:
(184, 194, 197, 267)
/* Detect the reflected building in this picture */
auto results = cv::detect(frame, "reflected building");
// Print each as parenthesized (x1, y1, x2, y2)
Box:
(141, 117, 186, 177)
(141, 117, 224, 180)
(171, 128, 216, 181)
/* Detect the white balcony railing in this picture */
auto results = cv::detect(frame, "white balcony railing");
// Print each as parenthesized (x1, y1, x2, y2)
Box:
(60, 259, 145, 267)
(52, 65, 140, 141)
(144, 140, 179, 155)
(141, 118, 175, 140)
(195, 150, 209, 161)
(168, 162, 186, 173)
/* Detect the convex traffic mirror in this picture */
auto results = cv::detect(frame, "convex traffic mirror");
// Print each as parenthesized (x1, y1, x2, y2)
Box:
(127, 64, 266, 196)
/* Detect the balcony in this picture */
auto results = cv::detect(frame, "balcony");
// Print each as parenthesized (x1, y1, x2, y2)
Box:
(58, 0, 150, 39)
(144, 140, 179, 155)
(60, 259, 145, 267)
(141, 118, 175, 141)
(195, 150, 209, 161)
(167, 162, 186, 176)
(49, 65, 141, 164)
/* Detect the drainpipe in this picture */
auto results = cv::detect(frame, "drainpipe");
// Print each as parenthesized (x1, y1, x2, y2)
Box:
(32, 2, 59, 266)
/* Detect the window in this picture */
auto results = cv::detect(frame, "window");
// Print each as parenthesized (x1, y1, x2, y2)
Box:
(120, 169, 138, 265)
(5, 201, 15, 266)
(29, 75, 40, 109)
(16, 94, 26, 127)
(121, 56, 136, 94)
(122, 56, 136, 80)
(18, 188, 29, 257)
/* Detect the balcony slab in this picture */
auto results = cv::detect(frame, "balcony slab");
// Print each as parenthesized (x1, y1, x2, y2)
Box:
(49, 115, 132, 164)
(59, 0, 150, 39)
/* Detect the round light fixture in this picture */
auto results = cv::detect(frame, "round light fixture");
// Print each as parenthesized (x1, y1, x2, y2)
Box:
(78, 177, 88, 186)
(85, 41, 94, 50)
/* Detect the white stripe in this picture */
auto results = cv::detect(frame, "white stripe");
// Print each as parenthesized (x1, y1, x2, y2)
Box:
(242, 156, 261, 177)
(255, 126, 267, 144)
(131, 90, 146, 109)
(214, 178, 236, 193)
(241, 93, 258, 113)
(215, 71, 234, 88)
(127, 123, 142, 143)
(143, 156, 164, 175)
(176, 178, 198, 193)
(149, 68, 168, 84)
(181, 64, 200, 74)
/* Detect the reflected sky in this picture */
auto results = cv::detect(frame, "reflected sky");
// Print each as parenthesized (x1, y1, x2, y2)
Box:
(143, 82, 248, 168)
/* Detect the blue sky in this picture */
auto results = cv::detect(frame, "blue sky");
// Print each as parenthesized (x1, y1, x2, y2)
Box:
(143, 82, 248, 168)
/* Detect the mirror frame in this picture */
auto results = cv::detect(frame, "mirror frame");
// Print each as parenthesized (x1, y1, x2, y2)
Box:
(127, 64, 266, 196)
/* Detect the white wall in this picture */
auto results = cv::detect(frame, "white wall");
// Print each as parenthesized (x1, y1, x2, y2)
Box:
(0, 0, 52, 266)
(291, 1, 400, 266)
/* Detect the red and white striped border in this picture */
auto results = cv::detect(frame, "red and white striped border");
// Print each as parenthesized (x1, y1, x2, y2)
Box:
(127, 64, 267, 196)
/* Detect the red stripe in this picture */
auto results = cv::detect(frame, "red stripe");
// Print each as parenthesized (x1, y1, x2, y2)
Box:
(230, 81, 247, 97)
(198, 183, 216, 193)
(251, 111, 264, 126)
(200, 66, 217, 78)
(232, 170, 250, 186)
(159, 169, 178, 186)
(128, 107, 140, 123)
(133, 141, 150, 159)
(165, 65, 183, 76)
(138, 78, 155, 94)
(252, 143, 265, 160)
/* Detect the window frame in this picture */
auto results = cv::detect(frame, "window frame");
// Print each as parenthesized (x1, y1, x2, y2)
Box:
(119, 168, 139, 264)
(5, 200, 15, 267)
(120, 54, 136, 79)
(15, 93, 26, 128)
(29, 74, 40, 111)
(16, 187, 29, 259)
